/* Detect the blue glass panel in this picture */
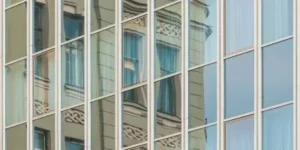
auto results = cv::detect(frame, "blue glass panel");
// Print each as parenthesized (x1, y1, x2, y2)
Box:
(262, 39, 293, 108)
(262, 0, 293, 44)
(189, 125, 217, 150)
(263, 105, 293, 150)
(225, 52, 254, 118)
(226, 117, 254, 150)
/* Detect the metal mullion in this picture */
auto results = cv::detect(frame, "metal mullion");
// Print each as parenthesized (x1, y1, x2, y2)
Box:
(153, 132, 181, 142)
(57, 0, 62, 149)
(122, 141, 148, 150)
(90, 24, 116, 36)
(261, 35, 293, 48)
(293, 0, 297, 149)
(188, 122, 217, 133)
(261, 101, 294, 112)
(5, 56, 27, 66)
(257, 0, 262, 150)
(2, 0, 6, 148)
(223, 48, 254, 60)
(90, 93, 116, 103)
(0, 0, 3, 148)
(121, 82, 148, 92)
(60, 102, 85, 112)
(32, 111, 56, 121)
(61, 35, 85, 46)
(296, 0, 300, 148)
(187, 60, 217, 72)
(223, 112, 254, 123)
(153, 72, 181, 82)
(254, 0, 259, 149)
(32, 46, 56, 57)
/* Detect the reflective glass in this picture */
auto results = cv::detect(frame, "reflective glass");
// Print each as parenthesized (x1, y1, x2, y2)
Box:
(262, 0, 293, 44)
(91, 96, 115, 150)
(225, 52, 254, 118)
(6, 124, 27, 150)
(34, 0, 55, 52)
(226, 0, 254, 54)
(6, 60, 27, 126)
(263, 105, 293, 150)
(122, 86, 147, 147)
(91, 0, 115, 31)
(61, 38, 85, 109)
(225, 117, 254, 150)
(189, 64, 217, 128)
(155, 135, 181, 150)
(34, 50, 55, 117)
(6, 3, 27, 63)
(189, 125, 217, 150)
(262, 39, 293, 108)
(189, 0, 217, 67)
(122, 16, 147, 87)
(62, 105, 85, 150)
(91, 28, 115, 99)
(6, 0, 24, 7)
(62, 0, 85, 42)
(126, 145, 147, 150)
(123, 0, 147, 20)
(155, 0, 177, 8)
(155, 75, 181, 138)
(155, 3, 181, 78)
(33, 115, 55, 150)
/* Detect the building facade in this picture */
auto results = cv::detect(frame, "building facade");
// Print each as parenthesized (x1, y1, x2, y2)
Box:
(0, 0, 300, 150)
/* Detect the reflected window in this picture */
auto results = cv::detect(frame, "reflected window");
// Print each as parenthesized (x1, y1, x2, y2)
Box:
(34, 128, 50, 150)
(226, 0, 254, 54)
(225, 52, 254, 118)
(262, 0, 293, 44)
(65, 138, 84, 150)
(189, 64, 217, 128)
(262, 39, 293, 108)
(157, 77, 176, 115)
(123, 0, 147, 20)
(189, 126, 217, 150)
(34, 4, 43, 52)
(64, 14, 84, 41)
(225, 117, 254, 150)
(263, 105, 293, 150)
(155, 3, 181, 78)
(189, 0, 217, 67)
(33, 115, 55, 150)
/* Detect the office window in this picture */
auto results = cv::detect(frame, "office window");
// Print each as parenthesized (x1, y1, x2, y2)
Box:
(189, 126, 217, 150)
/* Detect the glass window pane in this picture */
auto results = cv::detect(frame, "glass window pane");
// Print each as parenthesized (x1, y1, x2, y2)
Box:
(6, 0, 23, 7)
(33, 115, 55, 150)
(189, 125, 217, 150)
(34, 50, 55, 117)
(189, 64, 217, 128)
(225, 52, 254, 118)
(225, 117, 254, 150)
(189, 0, 217, 67)
(91, 0, 115, 31)
(62, 0, 85, 42)
(61, 38, 84, 109)
(155, 75, 181, 138)
(155, 135, 181, 150)
(155, 3, 182, 78)
(91, 27, 115, 99)
(126, 145, 147, 150)
(225, 0, 254, 54)
(6, 60, 27, 126)
(91, 96, 115, 150)
(123, 0, 147, 20)
(122, 16, 147, 87)
(6, 124, 27, 150)
(263, 105, 293, 150)
(34, 0, 55, 52)
(155, 0, 177, 8)
(6, 3, 27, 63)
(122, 86, 147, 147)
(262, 0, 293, 44)
(62, 105, 85, 150)
(262, 39, 293, 108)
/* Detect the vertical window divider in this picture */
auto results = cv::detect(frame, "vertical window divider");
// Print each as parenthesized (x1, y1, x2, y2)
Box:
(0, 0, 3, 149)
(293, 0, 298, 149)
(257, 0, 262, 150)
(183, 0, 189, 150)
(218, 0, 225, 150)
(28, 0, 34, 149)
(84, 0, 90, 149)
(148, 0, 153, 149)
(116, 0, 122, 149)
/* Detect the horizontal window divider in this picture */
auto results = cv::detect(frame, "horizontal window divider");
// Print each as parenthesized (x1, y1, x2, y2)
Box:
(121, 82, 147, 92)
(90, 24, 116, 35)
(61, 35, 85, 46)
(154, 71, 182, 82)
(224, 48, 254, 60)
(224, 111, 254, 123)
(261, 101, 294, 112)
(60, 102, 85, 112)
(121, 12, 148, 24)
(188, 122, 217, 132)
(5, 56, 27, 66)
(90, 93, 115, 103)
(154, 132, 181, 142)
(5, 121, 27, 129)
(188, 61, 217, 71)
(32, 46, 55, 57)
(5, 0, 26, 10)
(154, 0, 182, 12)
(32, 111, 55, 121)
(261, 35, 293, 48)
(122, 141, 148, 150)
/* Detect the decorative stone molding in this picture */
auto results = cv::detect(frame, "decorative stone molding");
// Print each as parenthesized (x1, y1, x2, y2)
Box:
(64, 108, 85, 125)
(157, 136, 181, 148)
(123, 123, 147, 142)
(34, 100, 49, 115)
(156, 19, 181, 39)
(123, 12, 146, 26)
